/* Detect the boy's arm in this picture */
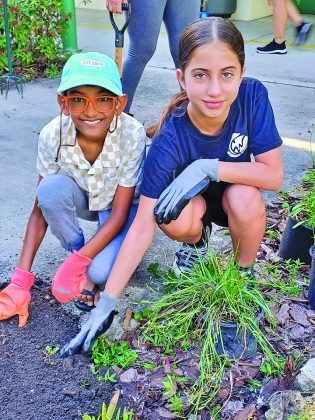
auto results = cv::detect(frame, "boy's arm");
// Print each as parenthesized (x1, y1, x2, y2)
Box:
(61, 195, 157, 356)
(18, 177, 48, 271)
(79, 184, 135, 259)
(0, 176, 47, 327)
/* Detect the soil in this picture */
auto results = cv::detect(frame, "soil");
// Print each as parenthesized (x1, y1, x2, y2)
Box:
(1, 200, 315, 420)
(0, 283, 131, 420)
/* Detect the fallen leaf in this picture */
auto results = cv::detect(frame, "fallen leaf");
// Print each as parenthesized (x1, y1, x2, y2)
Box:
(289, 304, 310, 327)
(276, 303, 290, 326)
(233, 405, 258, 420)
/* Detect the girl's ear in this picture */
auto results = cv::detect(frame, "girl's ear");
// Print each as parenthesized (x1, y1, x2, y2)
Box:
(176, 69, 186, 91)
(115, 94, 128, 115)
(57, 94, 70, 116)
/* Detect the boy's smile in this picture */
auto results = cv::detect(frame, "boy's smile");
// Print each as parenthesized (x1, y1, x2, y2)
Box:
(58, 85, 126, 144)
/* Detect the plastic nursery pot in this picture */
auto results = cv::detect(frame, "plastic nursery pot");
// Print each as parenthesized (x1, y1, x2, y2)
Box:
(279, 216, 314, 265)
(308, 246, 315, 310)
(215, 310, 264, 360)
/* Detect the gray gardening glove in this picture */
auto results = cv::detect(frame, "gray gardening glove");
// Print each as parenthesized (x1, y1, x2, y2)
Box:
(154, 159, 219, 225)
(60, 292, 118, 356)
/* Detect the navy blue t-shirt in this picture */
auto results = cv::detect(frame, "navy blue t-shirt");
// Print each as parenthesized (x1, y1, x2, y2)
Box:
(140, 77, 282, 199)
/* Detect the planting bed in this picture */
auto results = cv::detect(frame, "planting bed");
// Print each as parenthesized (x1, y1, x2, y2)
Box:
(1, 199, 315, 419)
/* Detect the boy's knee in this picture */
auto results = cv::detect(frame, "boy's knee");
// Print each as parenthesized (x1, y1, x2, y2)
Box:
(87, 262, 112, 286)
(37, 174, 75, 211)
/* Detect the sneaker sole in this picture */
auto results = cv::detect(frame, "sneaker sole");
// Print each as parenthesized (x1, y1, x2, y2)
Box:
(295, 23, 312, 45)
(256, 49, 287, 54)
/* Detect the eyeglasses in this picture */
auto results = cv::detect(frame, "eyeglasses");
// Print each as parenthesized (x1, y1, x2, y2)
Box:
(63, 95, 118, 113)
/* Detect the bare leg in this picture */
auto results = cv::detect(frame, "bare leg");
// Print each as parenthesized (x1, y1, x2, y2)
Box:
(222, 185, 266, 267)
(286, 0, 303, 27)
(160, 195, 206, 243)
(272, 0, 288, 44)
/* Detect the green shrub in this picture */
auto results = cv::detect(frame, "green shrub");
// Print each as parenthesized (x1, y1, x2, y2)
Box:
(0, 0, 71, 79)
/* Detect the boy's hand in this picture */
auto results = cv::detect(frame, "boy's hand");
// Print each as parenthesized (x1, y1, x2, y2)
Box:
(51, 251, 92, 304)
(154, 159, 219, 225)
(60, 292, 118, 356)
(0, 268, 35, 327)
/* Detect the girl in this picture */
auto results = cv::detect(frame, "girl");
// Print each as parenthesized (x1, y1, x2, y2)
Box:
(0, 52, 146, 326)
(61, 18, 283, 356)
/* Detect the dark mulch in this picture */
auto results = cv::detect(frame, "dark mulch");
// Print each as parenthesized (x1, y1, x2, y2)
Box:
(0, 284, 132, 420)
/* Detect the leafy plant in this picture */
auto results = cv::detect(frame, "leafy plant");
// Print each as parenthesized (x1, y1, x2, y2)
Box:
(81, 379, 91, 389)
(163, 374, 176, 397)
(288, 414, 312, 420)
(133, 306, 154, 321)
(97, 369, 117, 383)
(0, 0, 70, 80)
(247, 378, 261, 392)
(91, 338, 138, 373)
(169, 394, 184, 415)
(82, 390, 134, 420)
(290, 169, 315, 232)
(141, 250, 280, 411)
(43, 345, 60, 366)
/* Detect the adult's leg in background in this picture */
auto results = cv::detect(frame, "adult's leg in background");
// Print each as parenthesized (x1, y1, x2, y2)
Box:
(87, 203, 138, 285)
(122, 0, 167, 112)
(37, 174, 98, 252)
(163, 0, 200, 67)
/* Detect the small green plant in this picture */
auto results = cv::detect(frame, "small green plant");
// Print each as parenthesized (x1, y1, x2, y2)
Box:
(288, 414, 312, 420)
(81, 379, 91, 389)
(44, 63, 60, 78)
(163, 375, 176, 397)
(82, 390, 134, 420)
(290, 169, 315, 232)
(43, 345, 60, 366)
(142, 362, 156, 370)
(97, 369, 117, 383)
(142, 250, 280, 411)
(169, 394, 184, 415)
(260, 355, 286, 376)
(133, 306, 154, 321)
(247, 378, 261, 392)
(45, 345, 60, 356)
(91, 338, 138, 373)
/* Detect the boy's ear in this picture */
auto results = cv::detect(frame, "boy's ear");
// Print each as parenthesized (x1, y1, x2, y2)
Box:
(57, 94, 70, 116)
(115, 94, 128, 115)
(176, 69, 186, 91)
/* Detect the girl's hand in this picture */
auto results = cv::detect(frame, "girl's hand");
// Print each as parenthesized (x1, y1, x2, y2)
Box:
(106, 0, 126, 13)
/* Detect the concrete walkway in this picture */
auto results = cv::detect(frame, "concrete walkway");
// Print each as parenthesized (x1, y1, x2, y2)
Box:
(0, 12, 315, 314)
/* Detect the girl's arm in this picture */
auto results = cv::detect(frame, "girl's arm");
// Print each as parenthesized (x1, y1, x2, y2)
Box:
(104, 195, 157, 298)
(79, 185, 136, 259)
(18, 176, 48, 271)
(218, 148, 283, 191)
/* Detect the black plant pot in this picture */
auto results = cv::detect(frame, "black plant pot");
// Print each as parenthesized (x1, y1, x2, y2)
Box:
(206, 0, 237, 18)
(308, 246, 315, 310)
(215, 311, 263, 359)
(279, 216, 314, 265)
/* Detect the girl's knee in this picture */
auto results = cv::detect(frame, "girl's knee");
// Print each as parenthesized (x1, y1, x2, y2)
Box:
(160, 195, 206, 240)
(223, 185, 265, 221)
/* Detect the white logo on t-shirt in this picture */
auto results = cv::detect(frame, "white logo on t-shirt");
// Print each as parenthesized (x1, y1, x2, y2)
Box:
(227, 133, 248, 158)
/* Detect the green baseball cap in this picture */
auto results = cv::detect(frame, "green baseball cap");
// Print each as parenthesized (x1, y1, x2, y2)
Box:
(57, 52, 122, 96)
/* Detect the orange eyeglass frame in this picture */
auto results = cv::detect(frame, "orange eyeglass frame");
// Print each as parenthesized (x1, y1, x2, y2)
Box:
(62, 95, 118, 113)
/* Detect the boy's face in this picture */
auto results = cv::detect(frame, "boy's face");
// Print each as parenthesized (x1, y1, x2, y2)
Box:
(57, 85, 127, 142)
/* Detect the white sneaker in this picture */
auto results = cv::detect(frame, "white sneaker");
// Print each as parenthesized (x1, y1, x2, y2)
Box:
(172, 226, 211, 277)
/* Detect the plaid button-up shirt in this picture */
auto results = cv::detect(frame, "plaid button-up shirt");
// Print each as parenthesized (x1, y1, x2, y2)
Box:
(37, 113, 147, 211)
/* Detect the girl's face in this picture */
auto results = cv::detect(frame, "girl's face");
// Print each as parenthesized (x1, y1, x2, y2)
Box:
(176, 41, 245, 134)
(58, 85, 127, 143)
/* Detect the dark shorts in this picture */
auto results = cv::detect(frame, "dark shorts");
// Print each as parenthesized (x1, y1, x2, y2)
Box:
(202, 181, 229, 228)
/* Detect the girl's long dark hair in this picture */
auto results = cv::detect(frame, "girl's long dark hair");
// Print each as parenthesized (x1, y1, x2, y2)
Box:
(147, 17, 245, 138)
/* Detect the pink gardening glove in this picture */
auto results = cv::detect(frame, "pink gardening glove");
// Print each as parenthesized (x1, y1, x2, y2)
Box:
(0, 268, 35, 327)
(51, 251, 92, 304)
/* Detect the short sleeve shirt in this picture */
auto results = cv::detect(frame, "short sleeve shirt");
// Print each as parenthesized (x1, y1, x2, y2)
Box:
(140, 77, 282, 199)
(37, 113, 147, 211)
